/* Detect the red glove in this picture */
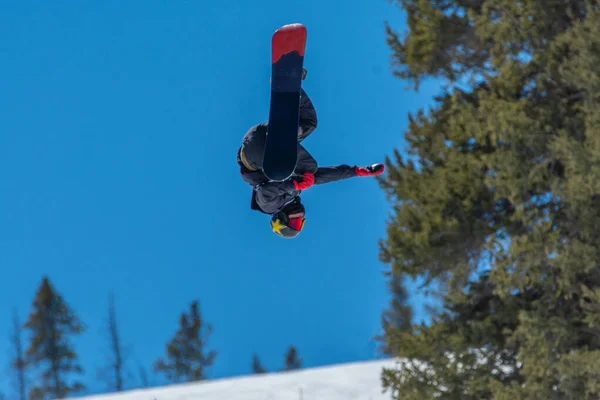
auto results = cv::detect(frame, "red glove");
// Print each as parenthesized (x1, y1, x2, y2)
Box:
(292, 172, 315, 191)
(355, 163, 384, 176)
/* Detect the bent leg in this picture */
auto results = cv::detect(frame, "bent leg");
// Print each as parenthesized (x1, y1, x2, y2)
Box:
(296, 144, 318, 174)
(240, 123, 268, 170)
(298, 88, 318, 142)
(293, 88, 319, 175)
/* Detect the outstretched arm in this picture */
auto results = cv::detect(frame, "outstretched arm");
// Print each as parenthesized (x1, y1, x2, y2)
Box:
(314, 165, 356, 185)
(314, 163, 384, 185)
(254, 164, 382, 210)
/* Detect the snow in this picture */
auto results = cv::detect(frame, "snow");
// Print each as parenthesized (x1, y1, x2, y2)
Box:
(77, 359, 400, 400)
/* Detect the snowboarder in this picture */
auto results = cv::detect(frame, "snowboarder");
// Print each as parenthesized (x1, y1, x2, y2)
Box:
(236, 69, 384, 238)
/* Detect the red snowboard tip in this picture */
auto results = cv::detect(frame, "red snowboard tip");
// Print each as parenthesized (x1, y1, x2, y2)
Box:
(272, 23, 307, 64)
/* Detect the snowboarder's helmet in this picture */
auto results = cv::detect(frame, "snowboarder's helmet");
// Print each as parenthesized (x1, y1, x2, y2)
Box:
(270, 212, 305, 238)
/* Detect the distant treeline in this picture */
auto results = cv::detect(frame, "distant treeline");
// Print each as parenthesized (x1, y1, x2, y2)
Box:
(4, 276, 306, 400)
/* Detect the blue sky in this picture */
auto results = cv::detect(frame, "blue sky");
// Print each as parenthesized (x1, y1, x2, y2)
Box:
(0, 0, 441, 395)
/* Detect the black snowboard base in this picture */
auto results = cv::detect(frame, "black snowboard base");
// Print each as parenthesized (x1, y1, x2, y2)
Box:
(262, 23, 307, 181)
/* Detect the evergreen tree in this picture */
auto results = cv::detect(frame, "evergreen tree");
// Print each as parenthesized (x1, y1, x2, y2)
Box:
(154, 300, 216, 382)
(23, 276, 85, 399)
(251, 353, 267, 374)
(98, 292, 128, 391)
(283, 346, 301, 371)
(137, 363, 149, 388)
(377, 273, 413, 355)
(378, 0, 600, 398)
(9, 309, 27, 400)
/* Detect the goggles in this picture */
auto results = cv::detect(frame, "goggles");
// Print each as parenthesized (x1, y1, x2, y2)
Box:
(287, 217, 305, 231)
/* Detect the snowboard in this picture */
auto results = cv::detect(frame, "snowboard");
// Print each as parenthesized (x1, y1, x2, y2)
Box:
(262, 23, 307, 181)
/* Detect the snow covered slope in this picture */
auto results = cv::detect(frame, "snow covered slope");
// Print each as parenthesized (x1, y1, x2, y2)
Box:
(79, 359, 399, 400)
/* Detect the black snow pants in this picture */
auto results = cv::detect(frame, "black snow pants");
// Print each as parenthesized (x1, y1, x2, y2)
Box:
(237, 87, 319, 176)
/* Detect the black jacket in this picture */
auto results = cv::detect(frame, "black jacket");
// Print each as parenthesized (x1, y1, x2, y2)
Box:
(238, 88, 359, 214)
(241, 165, 359, 214)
